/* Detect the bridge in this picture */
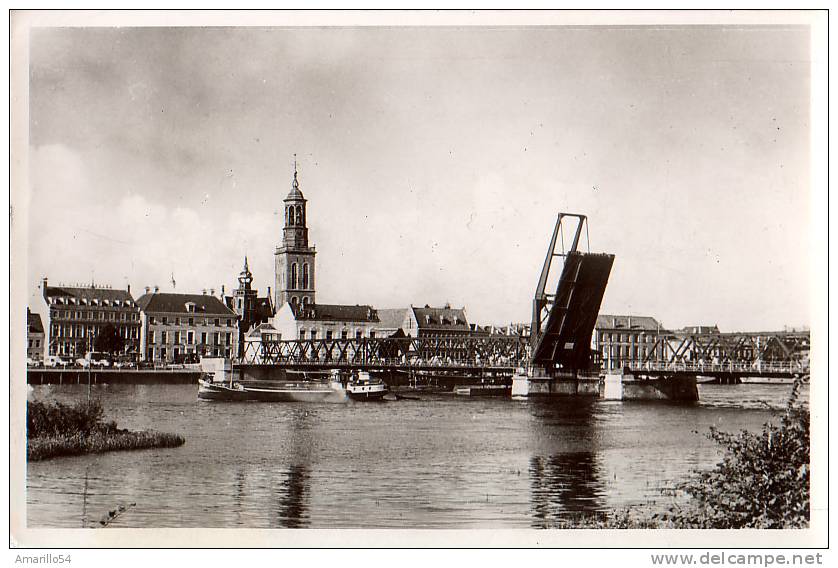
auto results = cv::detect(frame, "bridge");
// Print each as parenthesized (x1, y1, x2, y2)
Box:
(624, 330, 810, 380)
(236, 211, 810, 392)
(239, 335, 530, 372)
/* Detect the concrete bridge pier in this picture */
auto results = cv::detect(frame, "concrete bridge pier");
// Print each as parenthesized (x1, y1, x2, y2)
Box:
(511, 366, 599, 397)
(601, 371, 698, 402)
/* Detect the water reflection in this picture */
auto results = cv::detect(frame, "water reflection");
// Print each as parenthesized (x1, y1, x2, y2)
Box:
(272, 464, 310, 528)
(526, 397, 606, 526)
(529, 452, 605, 527)
(270, 406, 312, 528)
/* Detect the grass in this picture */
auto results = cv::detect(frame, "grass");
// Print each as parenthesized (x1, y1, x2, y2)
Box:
(27, 399, 185, 462)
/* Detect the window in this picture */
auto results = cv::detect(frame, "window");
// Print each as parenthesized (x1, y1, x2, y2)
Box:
(149, 331, 155, 344)
(369, 331, 376, 339)
(291, 296, 298, 306)
(201, 332, 207, 345)
(355, 330, 362, 339)
(341, 330, 348, 339)
(188, 317, 194, 326)
(214, 318, 220, 327)
(302, 263, 309, 289)
(162, 316, 168, 325)
(150, 316, 156, 324)
(175, 318, 181, 326)
(310, 330, 317, 340)
(214, 332, 221, 345)
(291, 263, 298, 289)
(120, 313, 126, 321)
(325, 330, 333, 340)
(225, 333, 231, 345)
(174, 331, 181, 344)
(161, 331, 168, 344)
(299, 329, 306, 340)
(187, 331, 194, 345)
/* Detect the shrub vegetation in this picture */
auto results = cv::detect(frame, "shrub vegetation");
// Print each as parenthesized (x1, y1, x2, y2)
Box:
(27, 399, 185, 462)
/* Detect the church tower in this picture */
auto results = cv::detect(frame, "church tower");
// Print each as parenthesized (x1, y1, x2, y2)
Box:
(274, 160, 316, 310)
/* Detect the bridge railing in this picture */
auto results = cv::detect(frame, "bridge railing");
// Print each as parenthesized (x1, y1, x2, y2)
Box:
(238, 336, 531, 369)
(628, 360, 809, 375)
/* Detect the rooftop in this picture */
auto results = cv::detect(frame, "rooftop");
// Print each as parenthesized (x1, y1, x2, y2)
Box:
(27, 308, 44, 334)
(135, 292, 235, 316)
(293, 303, 379, 323)
(596, 314, 662, 331)
(411, 305, 470, 331)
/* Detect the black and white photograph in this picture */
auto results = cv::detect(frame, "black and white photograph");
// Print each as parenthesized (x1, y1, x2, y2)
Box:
(8, 9, 828, 553)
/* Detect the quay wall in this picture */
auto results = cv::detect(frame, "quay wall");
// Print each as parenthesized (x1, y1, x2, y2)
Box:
(27, 369, 201, 385)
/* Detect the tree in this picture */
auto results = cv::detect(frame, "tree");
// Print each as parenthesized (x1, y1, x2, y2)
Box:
(94, 323, 125, 355)
(664, 378, 809, 528)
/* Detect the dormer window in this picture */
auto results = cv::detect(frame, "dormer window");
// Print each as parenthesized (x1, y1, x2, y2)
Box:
(425, 315, 431, 325)
(103, 299, 110, 307)
(185, 302, 196, 313)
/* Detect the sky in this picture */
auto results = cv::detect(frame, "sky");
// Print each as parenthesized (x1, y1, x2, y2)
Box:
(24, 24, 812, 331)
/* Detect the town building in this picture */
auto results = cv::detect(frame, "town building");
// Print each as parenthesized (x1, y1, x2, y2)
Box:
(40, 279, 141, 358)
(274, 164, 316, 310)
(136, 291, 238, 363)
(404, 304, 470, 337)
(223, 257, 274, 356)
(592, 314, 667, 371)
(273, 302, 381, 341)
(27, 308, 45, 363)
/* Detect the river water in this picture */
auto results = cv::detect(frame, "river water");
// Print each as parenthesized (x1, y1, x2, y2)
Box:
(26, 383, 805, 528)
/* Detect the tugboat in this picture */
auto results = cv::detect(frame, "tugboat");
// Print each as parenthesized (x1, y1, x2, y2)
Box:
(346, 371, 389, 401)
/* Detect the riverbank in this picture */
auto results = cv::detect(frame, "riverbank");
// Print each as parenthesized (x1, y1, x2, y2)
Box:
(27, 400, 185, 462)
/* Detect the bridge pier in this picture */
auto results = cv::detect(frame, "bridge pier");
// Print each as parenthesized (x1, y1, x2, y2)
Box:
(511, 367, 599, 397)
(601, 371, 698, 402)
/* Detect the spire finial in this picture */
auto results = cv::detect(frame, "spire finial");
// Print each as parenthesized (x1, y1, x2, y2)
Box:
(292, 154, 299, 190)
(244, 255, 249, 272)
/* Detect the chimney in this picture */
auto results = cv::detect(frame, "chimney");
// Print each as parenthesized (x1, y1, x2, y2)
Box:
(127, 284, 131, 295)
(202, 289, 207, 295)
(145, 286, 150, 294)
(210, 288, 215, 296)
(221, 285, 226, 297)
(42, 277, 48, 290)
(153, 285, 159, 293)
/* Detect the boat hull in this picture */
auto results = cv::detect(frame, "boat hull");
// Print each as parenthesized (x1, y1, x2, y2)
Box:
(347, 387, 389, 401)
(198, 379, 347, 403)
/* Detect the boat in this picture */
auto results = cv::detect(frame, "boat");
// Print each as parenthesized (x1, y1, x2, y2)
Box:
(453, 384, 511, 397)
(346, 371, 389, 401)
(197, 365, 347, 403)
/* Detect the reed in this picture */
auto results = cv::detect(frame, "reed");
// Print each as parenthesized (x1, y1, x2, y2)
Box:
(27, 400, 185, 462)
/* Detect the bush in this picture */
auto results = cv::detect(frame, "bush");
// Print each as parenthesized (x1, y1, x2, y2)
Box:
(26, 400, 114, 438)
(663, 378, 809, 528)
(27, 399, 185, 461)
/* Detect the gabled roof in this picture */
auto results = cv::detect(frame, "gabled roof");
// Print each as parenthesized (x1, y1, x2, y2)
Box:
(411, 306, 470, 331)
(135, 293, 235, 316)
(27, 309, 43, 334)
(293, 303, 379, 323)
(44, 285, 135, 305)
(245, 322, 279, 338)
(376, 308, 409, 330)
(596, 314, 662, 331)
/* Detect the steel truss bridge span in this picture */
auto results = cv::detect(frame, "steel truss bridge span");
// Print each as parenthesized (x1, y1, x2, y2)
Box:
(239, 335, 531, 371)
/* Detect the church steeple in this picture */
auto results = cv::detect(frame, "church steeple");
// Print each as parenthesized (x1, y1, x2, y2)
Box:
(283, 156, 308, 248)
(275, 156, 316, 310)
(237, 256, 253, 290)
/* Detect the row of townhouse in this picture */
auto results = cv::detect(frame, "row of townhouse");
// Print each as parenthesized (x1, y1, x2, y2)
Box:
(37, 278, 241, 363)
